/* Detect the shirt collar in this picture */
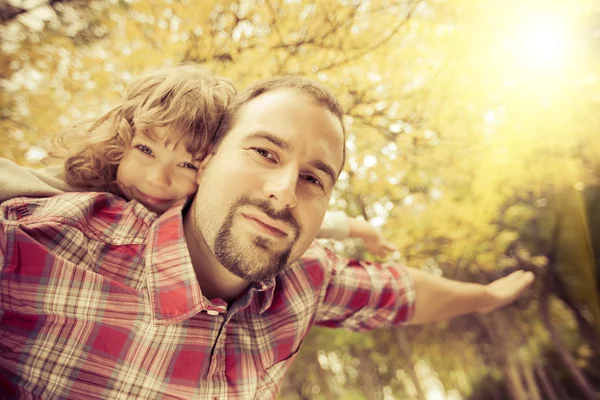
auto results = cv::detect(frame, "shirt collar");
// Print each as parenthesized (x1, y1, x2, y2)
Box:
(255, 278, 276, 313)
(144, 200, 208, 325)
(143, 200, 280, 323)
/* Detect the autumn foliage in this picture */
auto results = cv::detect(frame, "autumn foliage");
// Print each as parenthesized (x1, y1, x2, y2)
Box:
(2, 0, 599, 398)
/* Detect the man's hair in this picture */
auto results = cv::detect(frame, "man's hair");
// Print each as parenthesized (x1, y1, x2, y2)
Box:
(52, 65, 236, 191)
(213, 75, 346, 172)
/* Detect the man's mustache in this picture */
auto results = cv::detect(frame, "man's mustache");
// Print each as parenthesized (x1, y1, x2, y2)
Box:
(235, 196, 301, 239)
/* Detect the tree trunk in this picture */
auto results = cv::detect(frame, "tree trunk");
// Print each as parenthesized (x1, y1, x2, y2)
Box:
(548, 365, 571, 400)
(504, 361, 527, 400)
(519, 358, 541, 400)
(553, 275, 600, 349)
(354, 349, 379, 400)
(540, 274, 598, 400)
(535, 362, 559, 400)
(489, 384, 503, 400)
(396, 331, 427, 400)
(478, 313, 528, 400)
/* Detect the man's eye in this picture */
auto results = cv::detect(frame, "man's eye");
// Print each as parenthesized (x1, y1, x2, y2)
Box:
(135, 144, 153, 156)
(253, 148, 275, 160)
(181, 162, 199, 170)
(302, 174, 323, 187)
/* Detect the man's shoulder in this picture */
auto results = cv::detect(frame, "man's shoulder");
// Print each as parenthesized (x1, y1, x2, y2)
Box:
(2, 192, 157, 243)
(282, 241, 341, 282)
(301, 240, 338, 263)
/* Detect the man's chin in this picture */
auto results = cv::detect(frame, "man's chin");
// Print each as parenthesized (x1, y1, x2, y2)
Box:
(220, 245, 291, 283)
(212, 219, 296, 282)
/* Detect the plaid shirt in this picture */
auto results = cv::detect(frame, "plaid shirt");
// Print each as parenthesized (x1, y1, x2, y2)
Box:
(0, 193, 415, 399)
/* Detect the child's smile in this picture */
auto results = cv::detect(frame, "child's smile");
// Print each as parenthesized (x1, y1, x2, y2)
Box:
(116, 125, 201, 213)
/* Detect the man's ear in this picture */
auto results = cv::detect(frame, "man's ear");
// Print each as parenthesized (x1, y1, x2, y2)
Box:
(196, 152, 213, 183)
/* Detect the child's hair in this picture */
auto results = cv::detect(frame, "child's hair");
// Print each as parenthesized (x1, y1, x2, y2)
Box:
(52, 65, 236, 191)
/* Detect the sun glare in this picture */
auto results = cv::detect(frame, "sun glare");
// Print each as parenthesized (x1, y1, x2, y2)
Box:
(514, 14, 571, 69)
(426, 387, 446, 400)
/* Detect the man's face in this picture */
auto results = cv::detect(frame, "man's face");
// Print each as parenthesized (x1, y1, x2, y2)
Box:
(193, 88, 344, 282)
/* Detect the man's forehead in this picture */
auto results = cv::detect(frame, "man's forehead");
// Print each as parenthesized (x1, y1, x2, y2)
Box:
(232, 89, 345, 170)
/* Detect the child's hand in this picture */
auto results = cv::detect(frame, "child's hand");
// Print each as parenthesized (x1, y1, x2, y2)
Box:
(363, 231, 398, 257)
(348, 218, 398, 258)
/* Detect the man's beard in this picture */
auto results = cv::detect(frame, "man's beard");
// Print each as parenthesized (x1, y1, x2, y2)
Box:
(212, 196, 301, 282)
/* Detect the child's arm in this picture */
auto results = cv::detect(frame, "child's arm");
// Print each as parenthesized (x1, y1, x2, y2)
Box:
(317, 211, 351, 240)
(318, 211, 397, 257)
(0, 158, 75, 203)
(347, 217, 398, 257)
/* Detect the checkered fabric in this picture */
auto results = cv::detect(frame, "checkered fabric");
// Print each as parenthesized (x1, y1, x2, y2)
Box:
(0, 193, 415, 399)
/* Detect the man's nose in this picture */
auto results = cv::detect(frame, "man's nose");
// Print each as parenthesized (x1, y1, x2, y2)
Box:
(264, 166, 298, 209)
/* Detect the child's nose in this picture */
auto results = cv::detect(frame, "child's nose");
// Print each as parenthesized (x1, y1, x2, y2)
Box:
(146, 165, 171, 187)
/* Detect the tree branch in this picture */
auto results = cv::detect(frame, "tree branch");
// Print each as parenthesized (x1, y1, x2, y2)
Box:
(0, 0, 75, 25)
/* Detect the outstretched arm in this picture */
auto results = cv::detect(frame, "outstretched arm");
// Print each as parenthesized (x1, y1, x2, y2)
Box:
(406, 268, 535, 325)
(318, 213, 397, 257)
(0, 158, 74, 203)
(347, 217, 397, 257)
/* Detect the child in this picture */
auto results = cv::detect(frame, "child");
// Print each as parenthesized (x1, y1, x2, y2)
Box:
(0, 65, 234, 214)
(52, 65, 236, 214)
(0, 65, 395, 256)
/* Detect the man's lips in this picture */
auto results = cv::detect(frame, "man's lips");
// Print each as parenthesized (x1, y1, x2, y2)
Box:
(241, 212, 289, 238)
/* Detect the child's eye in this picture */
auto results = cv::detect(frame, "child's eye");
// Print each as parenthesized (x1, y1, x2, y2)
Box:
(135, 144, 153, 156)
(252, 148, 276, 161)
(302, 174, 323, 188)
(181, 162, 198, 170)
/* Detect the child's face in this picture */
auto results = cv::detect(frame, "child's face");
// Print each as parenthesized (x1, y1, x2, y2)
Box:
(116, 126, 201, 214)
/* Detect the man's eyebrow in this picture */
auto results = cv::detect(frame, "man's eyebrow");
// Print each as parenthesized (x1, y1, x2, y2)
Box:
(247, 131, 337, 185)
(246, 131, 291, 153)
(311, 160, 337, 187)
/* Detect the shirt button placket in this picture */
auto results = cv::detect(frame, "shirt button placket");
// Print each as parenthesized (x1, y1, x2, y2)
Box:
(206, 310, 226, 381)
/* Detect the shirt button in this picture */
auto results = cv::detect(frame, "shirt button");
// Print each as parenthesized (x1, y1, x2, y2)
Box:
(206, 310, 219, 316)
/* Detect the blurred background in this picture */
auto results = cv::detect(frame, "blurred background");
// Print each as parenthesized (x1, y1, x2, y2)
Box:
(2, 0, 599, 398)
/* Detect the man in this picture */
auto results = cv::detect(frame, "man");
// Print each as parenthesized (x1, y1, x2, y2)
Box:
(0, 76, 534, 399)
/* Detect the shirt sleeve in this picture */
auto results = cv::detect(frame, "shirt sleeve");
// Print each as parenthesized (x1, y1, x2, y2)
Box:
(317, 210, 351, 240)
(313, 245, 416, 331)
(0, 158, 75, 203)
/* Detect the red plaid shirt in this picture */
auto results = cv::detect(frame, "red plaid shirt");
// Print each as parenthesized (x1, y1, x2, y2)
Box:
(0, 193, 415, 399)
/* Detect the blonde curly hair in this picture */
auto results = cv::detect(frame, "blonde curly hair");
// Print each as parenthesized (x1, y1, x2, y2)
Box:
(52, 65, 236, 193)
